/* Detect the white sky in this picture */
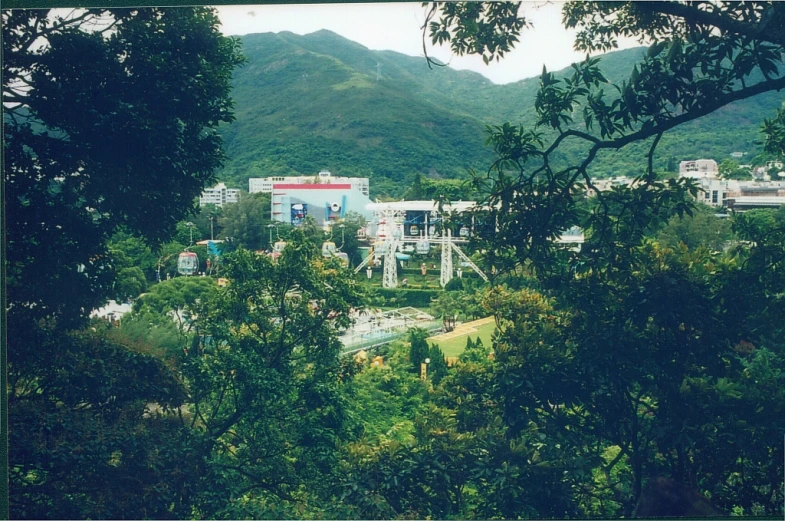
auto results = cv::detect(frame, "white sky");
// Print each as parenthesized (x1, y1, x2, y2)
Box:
(214, 2, 641, 85)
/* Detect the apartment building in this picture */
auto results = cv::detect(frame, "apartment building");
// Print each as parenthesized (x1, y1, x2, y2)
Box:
(679, 159, 719, 178)
(199, 183, 241, 207)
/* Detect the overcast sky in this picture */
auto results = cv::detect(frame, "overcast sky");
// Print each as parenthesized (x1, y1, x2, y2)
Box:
(214, 2, 641, 85)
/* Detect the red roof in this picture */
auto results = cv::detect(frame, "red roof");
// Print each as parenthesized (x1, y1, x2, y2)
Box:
(273, 184, 352, 190)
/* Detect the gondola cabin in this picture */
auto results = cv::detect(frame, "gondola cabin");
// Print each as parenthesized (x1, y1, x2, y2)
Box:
(267, 240, 287, 262)
(335, 252, 349, 265)
(415, 239, 430, 255)
(321, 241, 337, 257)
(177, 251, 199, 276)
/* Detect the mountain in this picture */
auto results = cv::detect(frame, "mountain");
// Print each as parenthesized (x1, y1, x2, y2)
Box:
(218, 30, 783, 197)
(220, 30, 497, 197)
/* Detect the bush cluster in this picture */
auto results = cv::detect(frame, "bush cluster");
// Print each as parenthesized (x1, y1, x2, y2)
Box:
(372, 288, 441, 308)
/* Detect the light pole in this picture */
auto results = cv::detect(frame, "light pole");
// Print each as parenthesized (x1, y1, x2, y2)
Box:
(267, 224, 275, 247)
(186, 222, 195, 247)
(209, 216, 214, 241)
(421, 357, 431, 381)
(338, 223, 346, 249)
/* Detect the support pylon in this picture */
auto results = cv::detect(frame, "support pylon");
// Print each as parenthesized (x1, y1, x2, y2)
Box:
(383, 237, 399, 288)
(440, 229, 453, 287)
(452, 243, 489, 282)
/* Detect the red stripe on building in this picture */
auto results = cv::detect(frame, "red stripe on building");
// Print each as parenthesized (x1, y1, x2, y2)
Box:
(273, 184, 352, 190)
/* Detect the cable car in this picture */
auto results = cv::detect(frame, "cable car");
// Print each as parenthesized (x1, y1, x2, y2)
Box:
(322, 241, 337, 257)
(177, 251, 199, 276)
(335, 252, 350, 265)
(415, 239, 430, 255)
(268, 240, 287, 262)
(459, 226, 470, 237)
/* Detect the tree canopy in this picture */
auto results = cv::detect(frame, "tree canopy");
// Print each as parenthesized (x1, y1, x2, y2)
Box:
(3, 7, 245, 328)
(425, 1, 785, 274)
(7, 3, 785, 518)
(217, 191, 272, 251)
(5, 8, 245, 519)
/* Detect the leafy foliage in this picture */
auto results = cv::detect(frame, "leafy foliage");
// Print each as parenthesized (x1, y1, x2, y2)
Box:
(485, 236, 784, 514)
(408, 328, 431, 373)
(5, 9, 244, 518)
(8, 327, 192, 519)
(8, 4, 785, 518)
(217, 191, 272, 251)
(426, 344, 448, 384)
(656, 203, 734, 252)
(4, 7, 244, 328)
(182, 238, 365, 516)
(423, 2, 529, 65)
(718, 159, 752, 180)
(427, 1, 785, 277)
(132, 276, 218, 337)
(113, 267, 147, 302)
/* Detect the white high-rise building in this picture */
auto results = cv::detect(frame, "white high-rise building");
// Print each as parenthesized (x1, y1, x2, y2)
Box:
(199, 183, 241, 207)
(679, 159, 719, 178)
(249, 170, 369, 196)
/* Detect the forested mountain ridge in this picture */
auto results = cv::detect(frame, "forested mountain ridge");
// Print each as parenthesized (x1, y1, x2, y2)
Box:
(219, 30, 783, 196)
(220, 30, 497, 196)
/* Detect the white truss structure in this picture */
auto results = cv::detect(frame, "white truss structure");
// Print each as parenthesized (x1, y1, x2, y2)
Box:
(452, 243, 489, 283)
(382, 236, 401, 288)
(357, 202, 495, 288)
(354, 201, 585, 289)
(440, 229, 453, 287)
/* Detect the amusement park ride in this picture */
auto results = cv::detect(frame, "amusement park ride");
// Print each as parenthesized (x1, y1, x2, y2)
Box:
(352, 201, 489, 289)
(174, 199, 582, 283)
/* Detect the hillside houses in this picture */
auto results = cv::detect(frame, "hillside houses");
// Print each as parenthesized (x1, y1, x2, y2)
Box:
(587, 158, 785, 210)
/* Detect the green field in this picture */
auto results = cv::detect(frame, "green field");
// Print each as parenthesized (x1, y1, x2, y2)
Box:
(429, 321, 496, 358)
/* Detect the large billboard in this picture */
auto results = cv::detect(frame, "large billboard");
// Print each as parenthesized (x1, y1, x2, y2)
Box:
(291, 203, 308, 225)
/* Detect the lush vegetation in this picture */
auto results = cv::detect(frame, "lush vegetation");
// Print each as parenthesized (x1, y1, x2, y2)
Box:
(11, 204, 784, 518)
(6, 2, 785, 519)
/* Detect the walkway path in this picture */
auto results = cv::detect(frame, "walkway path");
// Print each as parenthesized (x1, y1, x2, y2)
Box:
(428, 316, 495, 342)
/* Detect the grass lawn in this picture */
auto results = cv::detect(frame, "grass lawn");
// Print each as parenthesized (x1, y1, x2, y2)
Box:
(430, 321, 496, 358)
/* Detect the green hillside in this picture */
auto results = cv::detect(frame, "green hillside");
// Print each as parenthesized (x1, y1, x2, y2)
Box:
(220, 31, 496, 197)
(219, 30, 784, 196)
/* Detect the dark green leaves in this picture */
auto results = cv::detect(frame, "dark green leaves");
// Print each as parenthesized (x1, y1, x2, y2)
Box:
(4, 8, 245, 328)
(762, 107, 785, 156)
(423, 2, 528, 65)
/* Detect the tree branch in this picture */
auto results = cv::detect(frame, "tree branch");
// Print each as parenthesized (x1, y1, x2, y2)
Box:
(646, 132, 664, 179)
(543, 75, 785, 183)
(217, 464, 296, 501)
(640, 2, 782, 46)
(422, 3, 448, 70)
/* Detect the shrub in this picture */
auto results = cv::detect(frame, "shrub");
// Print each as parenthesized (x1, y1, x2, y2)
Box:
(374, 288, 441, 308)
